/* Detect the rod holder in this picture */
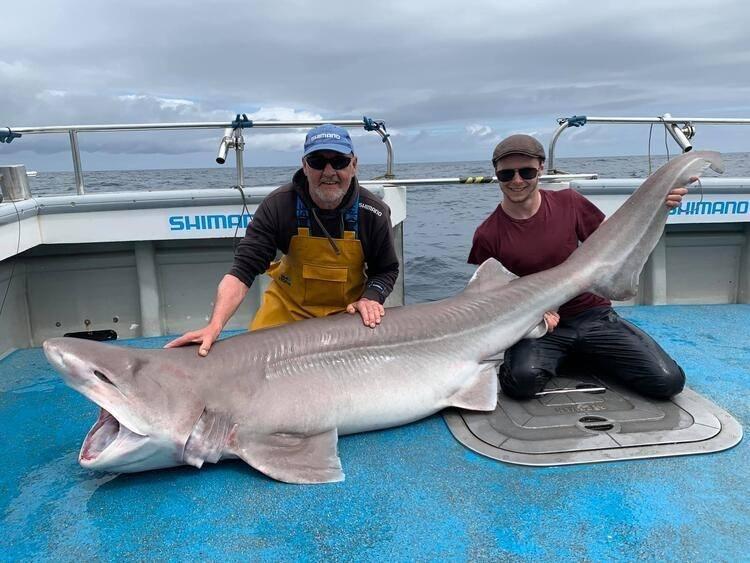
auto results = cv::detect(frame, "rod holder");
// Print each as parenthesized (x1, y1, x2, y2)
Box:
(216, 128, 234, 164)
(662, 114, 693, 152)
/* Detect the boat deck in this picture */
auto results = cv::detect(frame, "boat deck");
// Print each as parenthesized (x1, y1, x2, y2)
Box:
(1, 305, 748, 561)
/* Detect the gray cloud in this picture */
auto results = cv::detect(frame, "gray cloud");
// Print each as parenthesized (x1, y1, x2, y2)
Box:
(1, 0, 749, 170)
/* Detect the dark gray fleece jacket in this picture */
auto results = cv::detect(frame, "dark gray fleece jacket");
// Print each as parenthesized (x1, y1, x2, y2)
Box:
(229, 169, 399, 303)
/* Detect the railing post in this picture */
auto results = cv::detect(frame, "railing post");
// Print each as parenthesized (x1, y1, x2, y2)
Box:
(548, 120, 570, 172)
(234, 128, 245, 188)
(69, 130, 85, 194)
(379, 130, 395, 179)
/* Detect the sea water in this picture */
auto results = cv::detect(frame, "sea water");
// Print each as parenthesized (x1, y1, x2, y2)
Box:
(23, 153, 750, 304)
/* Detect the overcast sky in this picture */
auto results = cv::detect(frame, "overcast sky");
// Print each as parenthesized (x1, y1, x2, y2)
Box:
(1, 0, 748, 171)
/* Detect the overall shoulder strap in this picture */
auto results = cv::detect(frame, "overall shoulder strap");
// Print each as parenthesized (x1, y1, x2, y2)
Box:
(343, 193, 360, 237)
(296, 194, 310, 229)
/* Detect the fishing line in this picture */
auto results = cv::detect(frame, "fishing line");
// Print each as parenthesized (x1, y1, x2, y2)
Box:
(695, 177, 704, 204)
(232, 184, 250, 251)
(648, 124, 654, 174)
(0, 198, 22, 321)
(656, 115, 670, 162)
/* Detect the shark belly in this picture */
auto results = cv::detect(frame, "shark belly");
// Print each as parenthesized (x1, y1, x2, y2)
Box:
(336, 360, 486, 435)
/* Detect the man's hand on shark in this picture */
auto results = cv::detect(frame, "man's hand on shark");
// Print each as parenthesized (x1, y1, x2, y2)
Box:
(543, 312, 560, 333)
(164, 324, 222, 356)
(346, 297, 385, 328)
(666, 177, 698, 209)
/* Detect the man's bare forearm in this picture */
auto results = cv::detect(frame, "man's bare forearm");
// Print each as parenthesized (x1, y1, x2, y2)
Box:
(208, 274, 250, 330)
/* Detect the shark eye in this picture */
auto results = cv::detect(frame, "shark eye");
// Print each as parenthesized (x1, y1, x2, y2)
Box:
(93, 370, 115, 386)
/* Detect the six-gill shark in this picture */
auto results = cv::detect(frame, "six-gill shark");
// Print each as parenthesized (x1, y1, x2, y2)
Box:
(43, 150, 723, 484)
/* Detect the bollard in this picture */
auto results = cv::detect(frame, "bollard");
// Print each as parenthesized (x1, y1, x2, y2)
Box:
(0, 164, 32, 202)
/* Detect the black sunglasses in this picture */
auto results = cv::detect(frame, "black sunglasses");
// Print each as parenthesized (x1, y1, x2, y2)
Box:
(305, 154, 353, 170)
(496, 167, 539, 182)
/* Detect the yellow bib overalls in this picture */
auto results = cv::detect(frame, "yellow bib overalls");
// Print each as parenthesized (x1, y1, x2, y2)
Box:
(250, 195, 365, 330)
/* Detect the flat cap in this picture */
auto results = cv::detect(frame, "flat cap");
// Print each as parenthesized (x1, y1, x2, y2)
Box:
(492, 134, 546, 165)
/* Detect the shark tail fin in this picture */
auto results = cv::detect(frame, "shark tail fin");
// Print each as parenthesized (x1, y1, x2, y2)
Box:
(575, 151, 724, 302)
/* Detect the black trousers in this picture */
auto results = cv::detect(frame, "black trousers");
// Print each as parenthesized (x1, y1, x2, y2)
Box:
(499, 307, 685, 400)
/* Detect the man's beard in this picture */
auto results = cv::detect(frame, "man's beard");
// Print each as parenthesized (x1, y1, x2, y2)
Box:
(310, 182, 348, 209)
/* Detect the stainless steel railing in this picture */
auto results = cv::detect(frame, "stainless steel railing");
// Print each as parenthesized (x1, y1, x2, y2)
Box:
(549, 114, 750, 170)
(360, 173, 598, 188)
(1, 118, 394, 195)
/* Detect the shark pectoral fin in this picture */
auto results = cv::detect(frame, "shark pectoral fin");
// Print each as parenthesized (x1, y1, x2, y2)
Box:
(231, 428, 344, 484)
(465, 258, 517, 293)
(448, 364, 498, 411)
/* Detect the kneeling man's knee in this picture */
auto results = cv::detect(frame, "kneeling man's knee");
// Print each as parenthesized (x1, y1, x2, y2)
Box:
(645, 364, 686, 399)
(499, 364, 546, 400)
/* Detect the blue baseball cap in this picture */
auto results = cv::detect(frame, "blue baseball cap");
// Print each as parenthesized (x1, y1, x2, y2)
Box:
(303, 124, 354, 156)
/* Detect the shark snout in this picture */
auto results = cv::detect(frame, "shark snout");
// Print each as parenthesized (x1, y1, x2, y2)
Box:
(43, 338, 68, 372)
(42, 337, 110, 386)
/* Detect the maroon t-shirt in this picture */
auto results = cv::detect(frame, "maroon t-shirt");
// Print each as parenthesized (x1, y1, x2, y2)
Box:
(468, 189, 611, 319)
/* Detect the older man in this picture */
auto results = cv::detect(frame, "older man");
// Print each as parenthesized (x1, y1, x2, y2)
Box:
(167, 124, 399, 356)
(468, 134, 689, 400)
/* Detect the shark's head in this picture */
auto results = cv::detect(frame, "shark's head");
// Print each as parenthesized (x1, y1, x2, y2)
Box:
(43, 337, 205, 473)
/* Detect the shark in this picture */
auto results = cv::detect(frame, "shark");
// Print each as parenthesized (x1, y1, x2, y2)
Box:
(43, 150, 723, 484)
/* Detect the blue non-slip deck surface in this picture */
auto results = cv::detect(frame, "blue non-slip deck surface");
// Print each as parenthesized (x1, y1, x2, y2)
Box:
(1, 305, 748, 561)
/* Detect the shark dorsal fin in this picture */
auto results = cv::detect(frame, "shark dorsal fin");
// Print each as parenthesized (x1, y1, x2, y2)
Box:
(465, 258, 518, 293)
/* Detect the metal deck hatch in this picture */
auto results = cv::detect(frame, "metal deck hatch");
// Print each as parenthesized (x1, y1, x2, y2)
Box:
(444, 371, 743, 465)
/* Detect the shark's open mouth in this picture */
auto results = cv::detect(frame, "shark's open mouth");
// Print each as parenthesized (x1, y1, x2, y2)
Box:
(80, 408, 146, 463)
